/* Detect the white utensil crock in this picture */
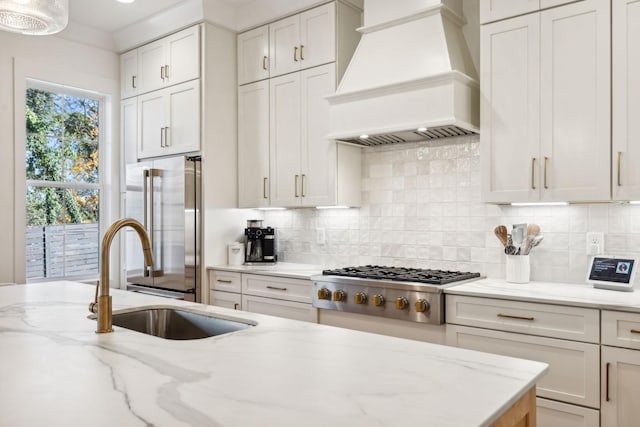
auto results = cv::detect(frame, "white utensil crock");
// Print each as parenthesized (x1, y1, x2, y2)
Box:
(506, 255, 530, 284)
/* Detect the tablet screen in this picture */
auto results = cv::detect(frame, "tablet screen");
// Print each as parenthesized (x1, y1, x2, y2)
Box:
(589, 257, 635, 284)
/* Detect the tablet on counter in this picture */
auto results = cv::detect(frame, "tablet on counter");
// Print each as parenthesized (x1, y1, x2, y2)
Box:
(586, 256, 637, 292)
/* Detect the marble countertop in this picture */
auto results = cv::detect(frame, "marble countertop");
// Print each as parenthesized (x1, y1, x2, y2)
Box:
(1, 281, 547, 427)
(446, 278, 640, 312)
(207, 262, 324, 280)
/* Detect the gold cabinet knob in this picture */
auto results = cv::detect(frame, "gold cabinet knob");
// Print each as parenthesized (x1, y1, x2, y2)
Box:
(415, 299, 430, 313)
(354, 292, 367, 305)
(332, 290, 347, 302)
(372, 294, 385, 307)
(395, 297, 409, 310)
(317, 288, 331, 300)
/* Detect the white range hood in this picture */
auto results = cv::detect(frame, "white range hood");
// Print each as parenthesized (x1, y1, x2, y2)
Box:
(327, 0, 479, 146)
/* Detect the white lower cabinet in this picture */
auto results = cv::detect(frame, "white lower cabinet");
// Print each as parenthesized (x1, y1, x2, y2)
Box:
(601, 310, 640, 427)
(242, 295, 317, 323)
(446, 295, 601, 425)
(210, 290, 241, 310)
(537, 398, 600, 427)
(207, 269, 317, 323)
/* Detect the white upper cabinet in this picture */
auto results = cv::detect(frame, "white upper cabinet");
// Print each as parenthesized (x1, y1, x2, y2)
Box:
(612, 0, 640, 200)
(481, 0, 610, 203)
(136, 26, 200, 95)
(238, 80, 270, 208)
(120, 50, 138, 99)
(268, 2, 336, 78)
(480, 0, 584, 23)
(137, 80, 200, 159)
(237, 25, 270, 86)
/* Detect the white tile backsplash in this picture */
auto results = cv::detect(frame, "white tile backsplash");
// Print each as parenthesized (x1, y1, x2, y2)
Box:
(264, 135, 640, 283)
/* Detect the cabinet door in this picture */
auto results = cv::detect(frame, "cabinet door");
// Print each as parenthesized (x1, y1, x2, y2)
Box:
(121, 50, 138, 99)
(242, 294, 318, 322)
(601, 346, 640, 427)
(447, 324, 601, 408)
(137, 39, 166, 94)
(210, 290, 241, 310)
(299, 3, 336, 70)
(121, 97, 138, 167)
(165, 25, 200, 87)
(137, 90, 166, 159)
(612, 0, 640, 200)
(164, 80, 200, 156)
(270, 72, 301, 206)
(539, 0, 610, 202)
(480, 14, 541, 203)
(480, 0, 539, 24)
(537, 398, 600, 427)
(300, 64, 337, 206)
(238, 81, 270, 208)
(238, 25, 270, 85)
(269, 14, 300, 78)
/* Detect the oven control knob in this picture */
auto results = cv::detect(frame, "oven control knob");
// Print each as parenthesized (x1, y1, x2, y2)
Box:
(333, 290, 347, 302)
(317, 288, 331, 300)
(415, 299, 430, 313)
(395, 297, 409, 310)
(372, 294, 385, 307)
(354, 292, 368, 305)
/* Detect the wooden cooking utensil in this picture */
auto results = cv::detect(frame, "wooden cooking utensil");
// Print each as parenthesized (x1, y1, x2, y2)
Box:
(494, 225, 509, 247)
(527, 223, 541, 237)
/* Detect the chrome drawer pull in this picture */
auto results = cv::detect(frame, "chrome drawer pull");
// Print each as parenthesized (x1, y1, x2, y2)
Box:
(631, 329, 640, 334)
(217, 279, 233, 283)
(497, 313, 534, 321)
(266, 285, 287, 291)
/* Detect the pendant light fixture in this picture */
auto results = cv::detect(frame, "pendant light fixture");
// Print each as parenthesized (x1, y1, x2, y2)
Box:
(0, 0, 68, 35)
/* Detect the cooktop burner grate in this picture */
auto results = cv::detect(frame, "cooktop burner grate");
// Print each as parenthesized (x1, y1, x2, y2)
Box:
(322, 265, 481, 285)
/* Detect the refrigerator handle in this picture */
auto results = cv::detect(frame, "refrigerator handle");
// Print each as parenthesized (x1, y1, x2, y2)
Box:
(149, 168, 162, 277)
(143, 169, 151, 277)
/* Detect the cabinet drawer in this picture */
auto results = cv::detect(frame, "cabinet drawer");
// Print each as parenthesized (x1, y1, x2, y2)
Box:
(446, 295, 599, 343)
(242, 295, 317, 323)
(447, 325, 600, 408)
(242, 274, 312, 303)
(209, 270, 241, 292)
(537, 398, 600, 427)
(602, 310, 640, 350)
(210, 290, 241, 310)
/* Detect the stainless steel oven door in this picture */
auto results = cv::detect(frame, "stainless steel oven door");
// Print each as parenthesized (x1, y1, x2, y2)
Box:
(127, 284, 195, 302)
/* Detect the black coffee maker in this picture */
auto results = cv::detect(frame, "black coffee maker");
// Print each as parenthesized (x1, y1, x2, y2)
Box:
(244, 220, 277, 263)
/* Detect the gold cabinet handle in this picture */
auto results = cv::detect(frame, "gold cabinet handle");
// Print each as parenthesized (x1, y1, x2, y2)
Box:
(160, 66, 164, 80)
(266, 285, 287, 291)
(163, 127, 170, 147)
(216, 279, 233, 283)
(160, 127, 165, 147)
(132, 75, 137, 88)
(164, 64, 169, 78)
(618, 151, 623, 186)
(606, 362, 611, 402)
(300, 44, 304, 60)
(263, 177, 269, 199)
(631, 329, 640, 334)
(294, 175, 300, 197)
(497, 313, 534, 321)
(301, 174, 306, 197)
(531, 157, 536, 190)
(293, 46, 298, 62)
(543, 156, 549, 189)
(262, 56, 268, 70)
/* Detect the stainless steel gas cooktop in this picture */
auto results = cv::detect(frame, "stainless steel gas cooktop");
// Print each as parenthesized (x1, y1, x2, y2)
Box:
(311, 265, 482, 325)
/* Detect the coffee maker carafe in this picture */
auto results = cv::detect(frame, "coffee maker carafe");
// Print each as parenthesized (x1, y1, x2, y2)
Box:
(244, 220, 276, 263)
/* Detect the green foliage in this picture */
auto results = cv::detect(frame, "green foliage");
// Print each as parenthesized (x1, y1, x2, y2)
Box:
(25, 88, 100, 226)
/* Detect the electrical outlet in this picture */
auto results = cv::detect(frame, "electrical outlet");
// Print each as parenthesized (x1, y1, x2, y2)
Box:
(586, 232, 604, 255)
(316, 228, 326, 245)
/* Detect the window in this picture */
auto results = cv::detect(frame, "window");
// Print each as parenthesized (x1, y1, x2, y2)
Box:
(24, 84, 103, 281)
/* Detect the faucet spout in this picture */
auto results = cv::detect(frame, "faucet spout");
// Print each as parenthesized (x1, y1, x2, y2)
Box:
(89, 218, 154, 333)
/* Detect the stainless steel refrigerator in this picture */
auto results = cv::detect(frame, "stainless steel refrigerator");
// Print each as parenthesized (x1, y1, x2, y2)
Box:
(124, 156, 201, 302)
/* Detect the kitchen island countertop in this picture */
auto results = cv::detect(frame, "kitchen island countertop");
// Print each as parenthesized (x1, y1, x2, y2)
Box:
(0, 281, 547, 427)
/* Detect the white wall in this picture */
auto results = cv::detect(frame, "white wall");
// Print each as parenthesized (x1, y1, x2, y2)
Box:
(265, 135, 640, 285)
(0, 31, 119, 284)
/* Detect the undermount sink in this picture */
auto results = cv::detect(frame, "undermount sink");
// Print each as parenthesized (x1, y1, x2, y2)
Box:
(109, 307, 256, 340)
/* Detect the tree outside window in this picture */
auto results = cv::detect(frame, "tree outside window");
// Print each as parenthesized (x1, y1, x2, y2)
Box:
(25, 86, 102, 280)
